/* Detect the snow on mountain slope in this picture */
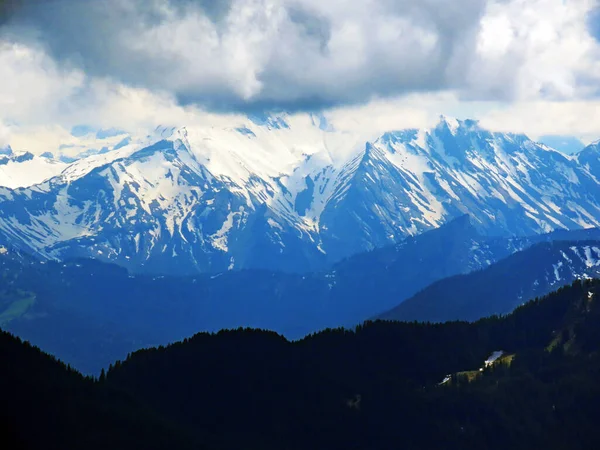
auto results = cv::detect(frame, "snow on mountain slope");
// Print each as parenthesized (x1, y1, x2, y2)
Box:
(0, 152, 68, 188)
(317, 118, 600, 260)
(164, 114, 367, 232)
(1, 115, 600, 274)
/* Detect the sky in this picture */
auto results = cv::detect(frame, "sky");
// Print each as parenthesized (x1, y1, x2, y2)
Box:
(0, 0, 600, 153)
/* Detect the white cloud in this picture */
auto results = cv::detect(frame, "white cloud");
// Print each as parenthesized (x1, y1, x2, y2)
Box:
(478, 100, 600, 143)
(0, 121, 11, 148)
(327, 93, 454, 135)
(0, 0, 600, 153)
(0, 40, 247, 153)
(470, 0, 600, 101)
(0, 41, 84, 125)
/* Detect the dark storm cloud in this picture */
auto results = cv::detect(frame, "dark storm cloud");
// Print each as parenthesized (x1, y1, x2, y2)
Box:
(1, 0, 595, 112)
(287, 4, 331, 53)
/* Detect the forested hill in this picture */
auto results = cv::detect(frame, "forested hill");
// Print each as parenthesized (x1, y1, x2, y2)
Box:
(4, 279, 600, 449)
(0, 329, 198, 450)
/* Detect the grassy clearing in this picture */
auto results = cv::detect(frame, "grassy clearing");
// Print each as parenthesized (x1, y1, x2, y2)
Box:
(456, 370, 481, 383)
(497, 354, 515, 366)
(452, 354, 515, 385)
(0, 290, 36, 326)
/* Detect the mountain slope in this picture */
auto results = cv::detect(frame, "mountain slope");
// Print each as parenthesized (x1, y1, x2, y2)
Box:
(576, 139, 600, 178)
(380, 240, 600, 323)
(1, 116, 600, 274)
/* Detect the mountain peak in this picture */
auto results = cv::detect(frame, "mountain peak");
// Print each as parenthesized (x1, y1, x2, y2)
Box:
(587, 139, 600, 150)
(247, 111, 290, 130)
(438, 115, 460, 134)
(0, 151, 34, 165)
(435, 115, 480, 135)
(576, 140, 600, 171)
(576, 140, 600, 157)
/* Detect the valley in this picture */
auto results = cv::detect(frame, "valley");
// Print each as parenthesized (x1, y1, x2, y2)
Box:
(1, 216, 600, 374)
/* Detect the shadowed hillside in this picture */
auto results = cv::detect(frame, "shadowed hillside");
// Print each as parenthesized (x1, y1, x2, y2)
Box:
(5, 280, 599, 449)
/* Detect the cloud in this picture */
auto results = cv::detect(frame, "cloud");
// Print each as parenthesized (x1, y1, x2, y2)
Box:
(4, 0, 596, 113)
(471, 0, 600, 101)
(478, 99, 600, 143)
(0, 121, 10, 147)
(0, 41, 85, 125)
(0, 0, 599, 153)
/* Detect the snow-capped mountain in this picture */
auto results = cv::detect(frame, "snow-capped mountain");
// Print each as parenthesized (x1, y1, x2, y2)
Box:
(1, 115, 600, 274)
(0, 125, 132, 189)
(56, 126, 132, 163)
(0, 151, 69, 189)
(576, 139, 600, 179)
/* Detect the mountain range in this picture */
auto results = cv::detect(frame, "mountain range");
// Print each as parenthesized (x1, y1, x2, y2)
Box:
(4, 114, 600, 449)
(2, 115, 600, 275)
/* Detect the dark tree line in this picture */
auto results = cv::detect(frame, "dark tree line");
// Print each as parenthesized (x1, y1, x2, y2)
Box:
(3, 279, 600, 449)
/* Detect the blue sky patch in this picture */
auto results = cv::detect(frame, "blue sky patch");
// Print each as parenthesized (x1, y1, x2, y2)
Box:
(588, 7, 600, 42)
